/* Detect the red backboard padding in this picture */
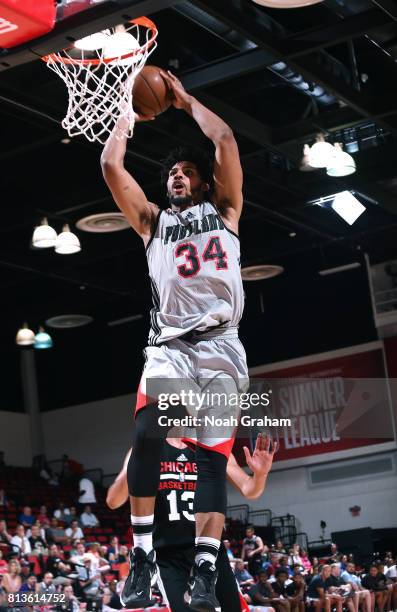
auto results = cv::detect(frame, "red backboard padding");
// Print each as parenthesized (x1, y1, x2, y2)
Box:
(0, 0, 56, 49)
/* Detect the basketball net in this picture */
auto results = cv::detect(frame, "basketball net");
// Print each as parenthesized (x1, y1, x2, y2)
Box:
(42, 17, 158, 144)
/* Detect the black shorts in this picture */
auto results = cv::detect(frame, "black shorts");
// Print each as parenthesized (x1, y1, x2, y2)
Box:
(156, 542, 241, 612)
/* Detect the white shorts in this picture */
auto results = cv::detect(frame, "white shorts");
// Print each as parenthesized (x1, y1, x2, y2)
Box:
(136, 327, 249, 457)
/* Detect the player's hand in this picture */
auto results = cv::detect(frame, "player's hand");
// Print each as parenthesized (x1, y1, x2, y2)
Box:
(134, 111, 155, 122)
(160, 70, 192, 110)
(243, 433, 278, 476)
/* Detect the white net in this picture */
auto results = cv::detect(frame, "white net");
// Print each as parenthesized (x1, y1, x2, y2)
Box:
(43, 18, 157, 144)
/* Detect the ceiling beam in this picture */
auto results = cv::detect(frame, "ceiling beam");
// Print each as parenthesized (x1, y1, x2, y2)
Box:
(372, 0, 397, 21)
(181, 48, 276, 91)
(281, 9, 390, 58)
(189, 0, 397, 130)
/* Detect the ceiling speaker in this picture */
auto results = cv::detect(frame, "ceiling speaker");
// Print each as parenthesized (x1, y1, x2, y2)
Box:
(252, 0, 323, 8)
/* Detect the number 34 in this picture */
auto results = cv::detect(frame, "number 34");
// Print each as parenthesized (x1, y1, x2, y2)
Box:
(175, 236, 228, 278)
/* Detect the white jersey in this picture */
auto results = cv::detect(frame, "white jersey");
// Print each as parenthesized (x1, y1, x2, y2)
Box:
(146, 202, 244, 345)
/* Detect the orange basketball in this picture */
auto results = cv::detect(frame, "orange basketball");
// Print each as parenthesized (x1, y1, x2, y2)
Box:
(132, 65, 172, 117)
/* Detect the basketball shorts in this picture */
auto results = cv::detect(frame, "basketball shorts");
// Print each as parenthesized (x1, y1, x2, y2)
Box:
(156, 542, 243, 612)
(136, 327, 249, 458)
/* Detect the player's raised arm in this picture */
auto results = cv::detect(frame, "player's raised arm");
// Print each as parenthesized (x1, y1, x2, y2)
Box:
(226, 433, 278, 499)
(161, 71, 243, 234)
(106, 448, 131, 509)
(101, 112, 159, 245)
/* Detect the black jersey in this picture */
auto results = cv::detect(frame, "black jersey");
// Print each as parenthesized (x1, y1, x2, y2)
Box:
(153, 442, 197, 550)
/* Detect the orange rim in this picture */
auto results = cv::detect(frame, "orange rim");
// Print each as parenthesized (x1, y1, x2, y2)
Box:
(41, 16, 157, 66)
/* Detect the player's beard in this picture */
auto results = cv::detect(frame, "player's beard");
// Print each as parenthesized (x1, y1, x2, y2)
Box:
(168, 194, 193, 209)
(168, 187, 205, 210)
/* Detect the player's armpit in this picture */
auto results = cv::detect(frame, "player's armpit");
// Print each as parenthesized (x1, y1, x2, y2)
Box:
(213, 132, 243, 231)
(101, 162, 159, 243)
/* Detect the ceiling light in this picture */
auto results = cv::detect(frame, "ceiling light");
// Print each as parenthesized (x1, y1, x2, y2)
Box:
(54, 224, 81, 254)
(319, 262, 361, 276)
(307, 134, 335, 169)
(76, 212, 129, 233)
(252, 0, 323, 7)
(16, 323, 35, 346)
(326, 143, 356, 177)
(300, 144, 316, 172)
(331, 191, 366, 225)
(32, 218, 57, 248)
(74, 30, 110, 51)
(241, 264, 284, 281)
(45, 314, 93, 329)
(34, 327, 53, 350)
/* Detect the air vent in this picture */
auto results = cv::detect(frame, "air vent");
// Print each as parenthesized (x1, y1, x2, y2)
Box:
(76, 213, 129, 233)
(241, 264, 284, 281)
(45, 314, 93, 329)
(309, 454, 394, 487)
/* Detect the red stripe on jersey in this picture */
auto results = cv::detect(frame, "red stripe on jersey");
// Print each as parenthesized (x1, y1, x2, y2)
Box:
(182, 436, 235, 459)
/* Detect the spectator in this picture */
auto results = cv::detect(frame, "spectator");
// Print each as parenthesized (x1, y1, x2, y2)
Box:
(275, 539, 287, 555)
(70, 542, 86, 566)
(64, 506, 79, 527)
(271, 568, 293, 612)
(19, 560, 32, 584)
(329, 543, 339, 563)
(87, 542, 110, 575)
(223, 539, 235, 561)
(286, 573, 306, 612)
(115, 546, 128, 564)
(108, 536, 119, 559)
(80, 505, 99, 528)
(77, 556, 102, 599)
(0, 575, 6, 610)
(242, 525, 265, 577)
(37, 572, 56, 596)
(0, 521, 12, 546)
(28, 524, 48, 556)
(46, 518, 68, 546)
(54, 502, 71, 522)
(341, 561, 372, 612)
(384, 556, 396, 580)
(2, 560, 22, 594)
(362, 564, 391, 612)
(288, 544, 303, 567)
(18, 507, 34, 530)
(0, 551, 7, 575)
(37, 506, 50, 527)
(234, 559, 255, 591)
(326, 563, 355, 612)
(78, 476, 96, 508)
(63, 584, 80, 612)
(19, 574, 37, 594)
(107, 579, 122, 610)
(300, 549, 312, 574)
(0, 490, 8, 508)
(245, 570, 276, 612)
(307, 564, 342, 612)
(65, 520, 84, 541)
(10, 525, 31, 555)
(45, 544, 72, 585)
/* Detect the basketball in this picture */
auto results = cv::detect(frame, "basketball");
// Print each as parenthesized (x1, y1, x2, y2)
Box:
(132, 65, 172, 117)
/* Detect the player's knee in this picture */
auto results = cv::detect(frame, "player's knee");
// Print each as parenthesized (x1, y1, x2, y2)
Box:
(194, 446, 227, 514)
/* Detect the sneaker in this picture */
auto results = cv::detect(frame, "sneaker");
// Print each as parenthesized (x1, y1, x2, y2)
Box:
(120, 547, 157, 609)
(186, 561, 221, 612)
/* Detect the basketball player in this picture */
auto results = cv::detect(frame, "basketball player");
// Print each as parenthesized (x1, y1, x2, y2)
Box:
(107, 433, 277, 612)
(101, 70, 247, 611)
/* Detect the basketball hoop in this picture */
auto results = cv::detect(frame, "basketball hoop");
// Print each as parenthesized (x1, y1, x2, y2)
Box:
(42, 17, 158, 143)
